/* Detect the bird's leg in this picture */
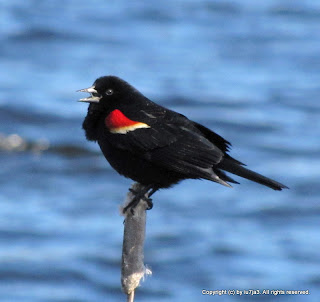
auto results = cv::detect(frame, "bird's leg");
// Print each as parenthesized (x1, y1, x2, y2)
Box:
(124, 186, 150, 214)
(123, 185, 158, 214)
(147, 186, 158, 198)
(130, 186, 158, 210)
(144, 186, 159, 210)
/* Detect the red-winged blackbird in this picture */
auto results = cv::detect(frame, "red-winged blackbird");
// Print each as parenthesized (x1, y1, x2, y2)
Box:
(79, 76, 287, 211)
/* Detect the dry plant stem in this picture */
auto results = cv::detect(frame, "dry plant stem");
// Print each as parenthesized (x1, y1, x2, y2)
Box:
(121, 183, 150, 299)
(127, 291, 134, 302)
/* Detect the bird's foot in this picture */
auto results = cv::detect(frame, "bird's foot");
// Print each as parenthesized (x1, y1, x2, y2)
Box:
(123, 187, 153, 214)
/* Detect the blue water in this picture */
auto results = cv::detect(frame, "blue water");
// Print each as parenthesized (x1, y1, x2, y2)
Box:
(1, 1, 320, 301)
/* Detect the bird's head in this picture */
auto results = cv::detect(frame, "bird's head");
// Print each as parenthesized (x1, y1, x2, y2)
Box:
(78, 76, 138, 109)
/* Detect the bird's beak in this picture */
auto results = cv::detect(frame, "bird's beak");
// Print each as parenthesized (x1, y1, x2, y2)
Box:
(77, 86, 101, 103)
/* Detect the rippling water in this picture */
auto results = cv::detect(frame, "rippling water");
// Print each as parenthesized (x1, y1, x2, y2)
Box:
(1, 1, 320, 301)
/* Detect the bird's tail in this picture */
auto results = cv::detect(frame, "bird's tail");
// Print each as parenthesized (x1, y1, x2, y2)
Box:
(218, 159, 288, 191)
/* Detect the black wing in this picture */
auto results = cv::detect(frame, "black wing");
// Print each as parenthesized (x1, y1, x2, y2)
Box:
(103, 111, 226, 180)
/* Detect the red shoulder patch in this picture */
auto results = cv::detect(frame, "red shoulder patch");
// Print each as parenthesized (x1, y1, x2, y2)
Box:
(105, 109, 137, 128)
(105, 109, 150, 134)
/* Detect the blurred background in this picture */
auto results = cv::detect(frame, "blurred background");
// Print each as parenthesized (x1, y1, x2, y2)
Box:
(1, 0, 319, 301)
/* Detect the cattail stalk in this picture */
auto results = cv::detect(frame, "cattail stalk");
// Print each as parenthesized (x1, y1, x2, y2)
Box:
(121, 183, 152, 301)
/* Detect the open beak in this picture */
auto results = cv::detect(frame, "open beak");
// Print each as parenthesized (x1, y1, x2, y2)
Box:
(77, 86, 101, 103)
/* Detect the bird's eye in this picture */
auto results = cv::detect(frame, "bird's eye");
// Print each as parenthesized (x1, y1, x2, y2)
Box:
(106, 89, 113, 96)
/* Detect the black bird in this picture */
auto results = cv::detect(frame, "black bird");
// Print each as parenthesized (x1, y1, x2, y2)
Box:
(79, 76, 287, 212)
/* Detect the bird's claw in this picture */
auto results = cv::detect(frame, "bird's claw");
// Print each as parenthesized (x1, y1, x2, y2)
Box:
(123, 189, 153, 214)
(129, 188, 137, 194)
(145, 197, 153, 210)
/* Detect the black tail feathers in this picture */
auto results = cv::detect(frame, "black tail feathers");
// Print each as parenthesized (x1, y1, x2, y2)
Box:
(218, 159, 288, 191)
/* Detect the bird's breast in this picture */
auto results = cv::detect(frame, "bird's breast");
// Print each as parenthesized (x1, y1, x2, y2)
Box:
(105, 109, 150, 134)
